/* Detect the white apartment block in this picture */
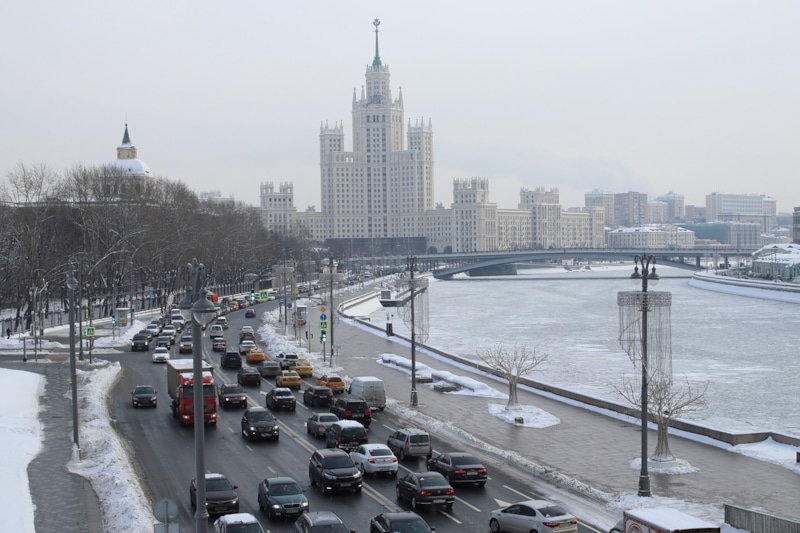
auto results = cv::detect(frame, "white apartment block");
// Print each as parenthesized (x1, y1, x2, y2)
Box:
(706, 192, 776, 230)
(607, 225, 696, 249)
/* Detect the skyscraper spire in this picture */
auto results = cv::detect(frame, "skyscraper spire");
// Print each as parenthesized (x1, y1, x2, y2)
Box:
(121, 123, 131, 146)
(372, 18, 382, 67)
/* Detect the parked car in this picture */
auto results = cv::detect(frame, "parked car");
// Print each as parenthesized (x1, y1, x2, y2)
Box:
(218, 383, 247, 409)
(305, 412, 340, 438)
(317, 374, 345, 394)
(131, 385, 157, 408)
(241, 406, 279, 441)
(395, 471, 454, 511)
(387, 428, 432, 460)
(257, 476, 309, 519)
(307, 448, 362, 495)
(245, 308, 256, 318)
(238, 367, 262, 387)
(276, 353, 299, 370)
(151, 346, 170, 363)
(330, 397, 372, 428)
(221, 349, 243, 369)
(130, 333, 150, 352)
(190, 473, 239, 516)
(303, 386, 334, 407)
(179, 334, 193, 353)
(427, 452, 488, 486)
(212, 337, 227, 352)
(489, 500, 578, 533)
(258, 360, 281, 378)
(276, 371, 302, 389)
(288, 358, 313, 377)
(293, 511, 352, 533)
(213, 512, 266, 533)
(266, 387, 297, 411)
(350, 443, 398, 476)
(325, 420, 368, 452)
(369, 512, 434, 533)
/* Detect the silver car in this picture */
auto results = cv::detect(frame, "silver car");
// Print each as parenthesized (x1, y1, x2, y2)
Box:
(489, 500, 578, 533)
(349, 444, 398, 476)
(305, 412, 339, 438)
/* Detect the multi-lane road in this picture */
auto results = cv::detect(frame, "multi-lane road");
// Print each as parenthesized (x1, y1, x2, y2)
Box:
(108, 302, 606, 532)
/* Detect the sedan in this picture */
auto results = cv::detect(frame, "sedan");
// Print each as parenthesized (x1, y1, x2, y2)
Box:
(218, 383, 248, 409)
(151, 346, 170, 363)
(238, 367, 262, 387)
(190, 473, 239, 516)
(257, 476, 309, 519)
(276, 371, 302, 389)
(350, 444, 398, 476)
(489, 500, 578, 533)
(293, 511, 352, 533)
(258, 360, 281, 378)
(131, 385, 157, 408)
(245, 308, 256, 318)
(155, 335, 172, 348)
(427, 452, 488, 486)
(317, 374, 345, 393)
(395, 471, 454, 511)
(370, 512, 434, 533)
(212, 337, 227, 352)
(241, 406, 279, 441)
(305, 413, 339, 438)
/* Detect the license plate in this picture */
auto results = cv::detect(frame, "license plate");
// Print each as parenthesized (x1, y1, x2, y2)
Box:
(433, 499, 445, 504)
(287, 509, 299, 514)
(339, 482, 351, 487)
(468, 470, 477, 475)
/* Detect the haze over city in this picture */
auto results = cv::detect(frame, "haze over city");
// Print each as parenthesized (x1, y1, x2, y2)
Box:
(2, 1, 798, 212)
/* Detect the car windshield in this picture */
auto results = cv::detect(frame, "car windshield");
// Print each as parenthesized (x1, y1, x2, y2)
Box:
(323, 456, 354, 469)
(418, 475, 448, 488)
(134, 386, 154, 395)
(309, 524, 349, 533)
(451, 455, 478, 466)
(387, 518, 429, 533)
(409, 435, 429, 444)
(319, 415, 338, 422)
(271, 482, 301, 495)
(328, 377, 343, 383)
(133, 334, 147, 340)
(224, 385, 244, 394)
(223, 524, 263, 533)
(205, 477, 234, 491)
(537, 505, 568, 517)
(370, 448, 392, 457)
(250, 411, 275, 423)
(275, 390, 292, 397)
(347, 402, 367, 413)
(341, 428, 364, 438)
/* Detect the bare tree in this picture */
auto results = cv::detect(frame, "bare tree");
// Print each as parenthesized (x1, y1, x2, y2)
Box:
(478, 343, 547, 410)
(615, 375, 708, 460)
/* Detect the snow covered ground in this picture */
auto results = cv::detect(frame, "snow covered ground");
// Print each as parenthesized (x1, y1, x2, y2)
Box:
(1, 294, 794, 532)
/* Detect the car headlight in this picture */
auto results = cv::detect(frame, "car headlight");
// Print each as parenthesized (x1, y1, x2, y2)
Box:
(271, 504, 281, 509)
(249, 426, 256, 432)
(300, 501, 309, 508)
(354, 471, 362, 480)
(323, 472, 337, 480)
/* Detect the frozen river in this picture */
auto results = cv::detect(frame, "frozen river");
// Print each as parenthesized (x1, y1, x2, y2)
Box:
(364, 264, 800, 438)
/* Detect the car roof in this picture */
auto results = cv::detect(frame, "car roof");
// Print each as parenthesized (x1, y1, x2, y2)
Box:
(334, 420, 364, 428)
(215, 512, 261, 525)
(265, 476, 298, 485)
(361, 443, 392, 451)
(399, 427, 428, 434)
(379, 511, 427, 522)
(241, 367, 259, 372)
(316, 447, 348, 456)
(273, 387, 292, 393)
(248, 406, 268, 413)
(303, 511, 344, 525)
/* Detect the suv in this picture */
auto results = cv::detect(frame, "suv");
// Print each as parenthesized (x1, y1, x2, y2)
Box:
(276, 352, 299, 370)
(386, 428, 432, 461)
(130, 333, 150, 351)
(303, 386, 334, 407)
(325, 420, 368, 452)
(330, 397, 372, 428)
(179, 334, 193, 353)
(308, 448, 362, 494)
(221, 349, 243, 369)
(265, 387, 296, 411)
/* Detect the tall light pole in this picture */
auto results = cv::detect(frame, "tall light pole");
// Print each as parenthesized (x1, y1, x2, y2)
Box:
(630, 255, 659, 497)
(66, 267, 80, 450)
(179, 259, 217, 533)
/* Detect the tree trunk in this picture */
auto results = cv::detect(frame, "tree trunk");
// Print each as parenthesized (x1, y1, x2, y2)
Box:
(506, 378, 521, 410)
(653, 415, 674, 460)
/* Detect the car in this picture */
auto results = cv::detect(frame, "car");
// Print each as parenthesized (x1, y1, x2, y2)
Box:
(170, 314, 185, 331)
(190, 473, 239, 516)
(212, 337, 227, 352)
(162, 324, 177, 340)
(257, 360, 281, 378)
(221, 349, 243, 369)
(276, 352, 299, 370)
(155, 334, 172, 348)
(288, 358, 313, 377)
(330, 397, 372, 428)
(245, 308, 256, 318)
(307, 448, 362, 494)
(131, 385, 157, 408)
(151, 346, 170, 363)
(325, 420, 368, 452)
(247, 347, 266, 364)
(293, 511, 353, 533)
(256, 476, 309, 519)
(240, 330, 256, 342)
(369, 511, 434, 533)
(239, 340, 257, 356)
(148, 320, 163, 334)
(216, 316, 229, 329)
(265, 387, 296, 411)
(130, 333, 150, 352)
(276, 371, 302, 389)
(213, 512, 266, 533)
(179, 334, 193, 353)
(317, 374, 345, 393)
(218, 383, 248, 409)
(241, 406, 279, 441)
(303, 386, 334, 407)
(237, 367, 262, 387)
(138, 328, 154, 342)
(489, 500, 579, 533)
(387, 428, 432, 461)
(350, 443, 398, 476)
(306, 412, 340, 438)
(209, 324, 225, 338)
(395, 471, 454, 511)
(427, 452, 488, 486)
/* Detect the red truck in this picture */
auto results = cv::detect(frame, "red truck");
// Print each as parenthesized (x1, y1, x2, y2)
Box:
(167, 359, 218, 426)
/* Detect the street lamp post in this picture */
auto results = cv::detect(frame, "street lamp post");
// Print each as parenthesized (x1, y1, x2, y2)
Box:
(66, 267, 80, 451)
(630, 255, 659, 497)
(179, 259, 217, 533)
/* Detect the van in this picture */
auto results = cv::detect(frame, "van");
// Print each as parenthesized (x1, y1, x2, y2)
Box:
(325, 420, 368, 452)
(610, 508, 720, 533)
(386, 427, 432, 461)
(348, 376, 386, 411)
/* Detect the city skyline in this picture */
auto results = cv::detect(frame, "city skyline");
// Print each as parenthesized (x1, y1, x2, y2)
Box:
(1, 2, 798, 212)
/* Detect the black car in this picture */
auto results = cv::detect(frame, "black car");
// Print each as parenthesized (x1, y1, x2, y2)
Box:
(427, 452, 488, 486)
(155, 334, 172, 348)
(131, 385, 157, 408)
(238, 367, 262, 387)
(218, 383, 247, 409)
(130, 333, 150, 352)
(190, 473, 239, 516)
(308, 448, 362, 494)
(395, 471, 455, 511)
(245, 308, 256, 318)
(221, 349, 243, 369)
(294, 511, 352, 533)
(303, 386, 334, 407)
(241, 407, 279, 441)
(370, 511, 434, 533)
(330, 397, 372, 428)
(266, 388, 297, 411)
(256, 476, 309, 519)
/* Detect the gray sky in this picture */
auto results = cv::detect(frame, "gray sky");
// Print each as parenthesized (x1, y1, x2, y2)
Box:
(2, 1, 798, 213)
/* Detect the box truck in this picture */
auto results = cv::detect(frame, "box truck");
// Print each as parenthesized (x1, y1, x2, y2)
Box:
(166, 359, 217, 426)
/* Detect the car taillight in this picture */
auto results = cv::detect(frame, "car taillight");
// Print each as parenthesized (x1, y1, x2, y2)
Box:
(478, 468, 487, 474)
(365, 436, 369, 443)
(419, 490, 431, 496)
(365, 408, 372, 415)
(368, 458, 375, 463)
(453, 469, 467, 475)
(445, 488, 454, 495)
(343, 410, 351, 415)
(318, 425, 325, 430)
(391, 457, 398, 463)
(404, 441, 409, 449)
(542, 522, 560, 528)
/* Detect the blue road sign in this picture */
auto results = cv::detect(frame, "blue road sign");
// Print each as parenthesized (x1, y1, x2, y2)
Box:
(279, 299, 285, 304)
(320, 313, 327, 321)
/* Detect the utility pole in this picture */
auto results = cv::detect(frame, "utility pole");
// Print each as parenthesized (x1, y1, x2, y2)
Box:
(329, 255, 335, 363)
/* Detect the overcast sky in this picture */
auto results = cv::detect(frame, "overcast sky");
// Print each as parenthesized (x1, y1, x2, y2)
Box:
(2, 1, 798, 214)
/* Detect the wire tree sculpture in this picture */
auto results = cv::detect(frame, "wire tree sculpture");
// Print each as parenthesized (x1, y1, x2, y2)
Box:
(399, 256, 429, 406)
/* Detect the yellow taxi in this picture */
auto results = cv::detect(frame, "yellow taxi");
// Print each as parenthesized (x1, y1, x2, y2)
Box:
(288, 358, 313, 378)
(246, 346, 266, 364)
(276, 370, 302, 389)
(317, 374, 345, 394)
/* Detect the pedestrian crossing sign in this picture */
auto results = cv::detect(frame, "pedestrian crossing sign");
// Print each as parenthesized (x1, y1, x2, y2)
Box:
(84, 326, 96, 337)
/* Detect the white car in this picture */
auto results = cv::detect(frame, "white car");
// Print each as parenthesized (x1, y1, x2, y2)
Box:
(489, 500, 578, 533)
(349, 443, 398, 476)
(213, 512, 265, 533)
(152, 346, 170, 363)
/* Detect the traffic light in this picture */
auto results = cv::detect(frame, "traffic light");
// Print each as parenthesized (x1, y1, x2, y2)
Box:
(111, 316, 116, 326)
(250, 290, 256, 302)
(320, 331, 327, 343)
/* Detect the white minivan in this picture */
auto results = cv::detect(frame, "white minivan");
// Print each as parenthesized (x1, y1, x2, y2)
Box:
(348, 376, 386, 411)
